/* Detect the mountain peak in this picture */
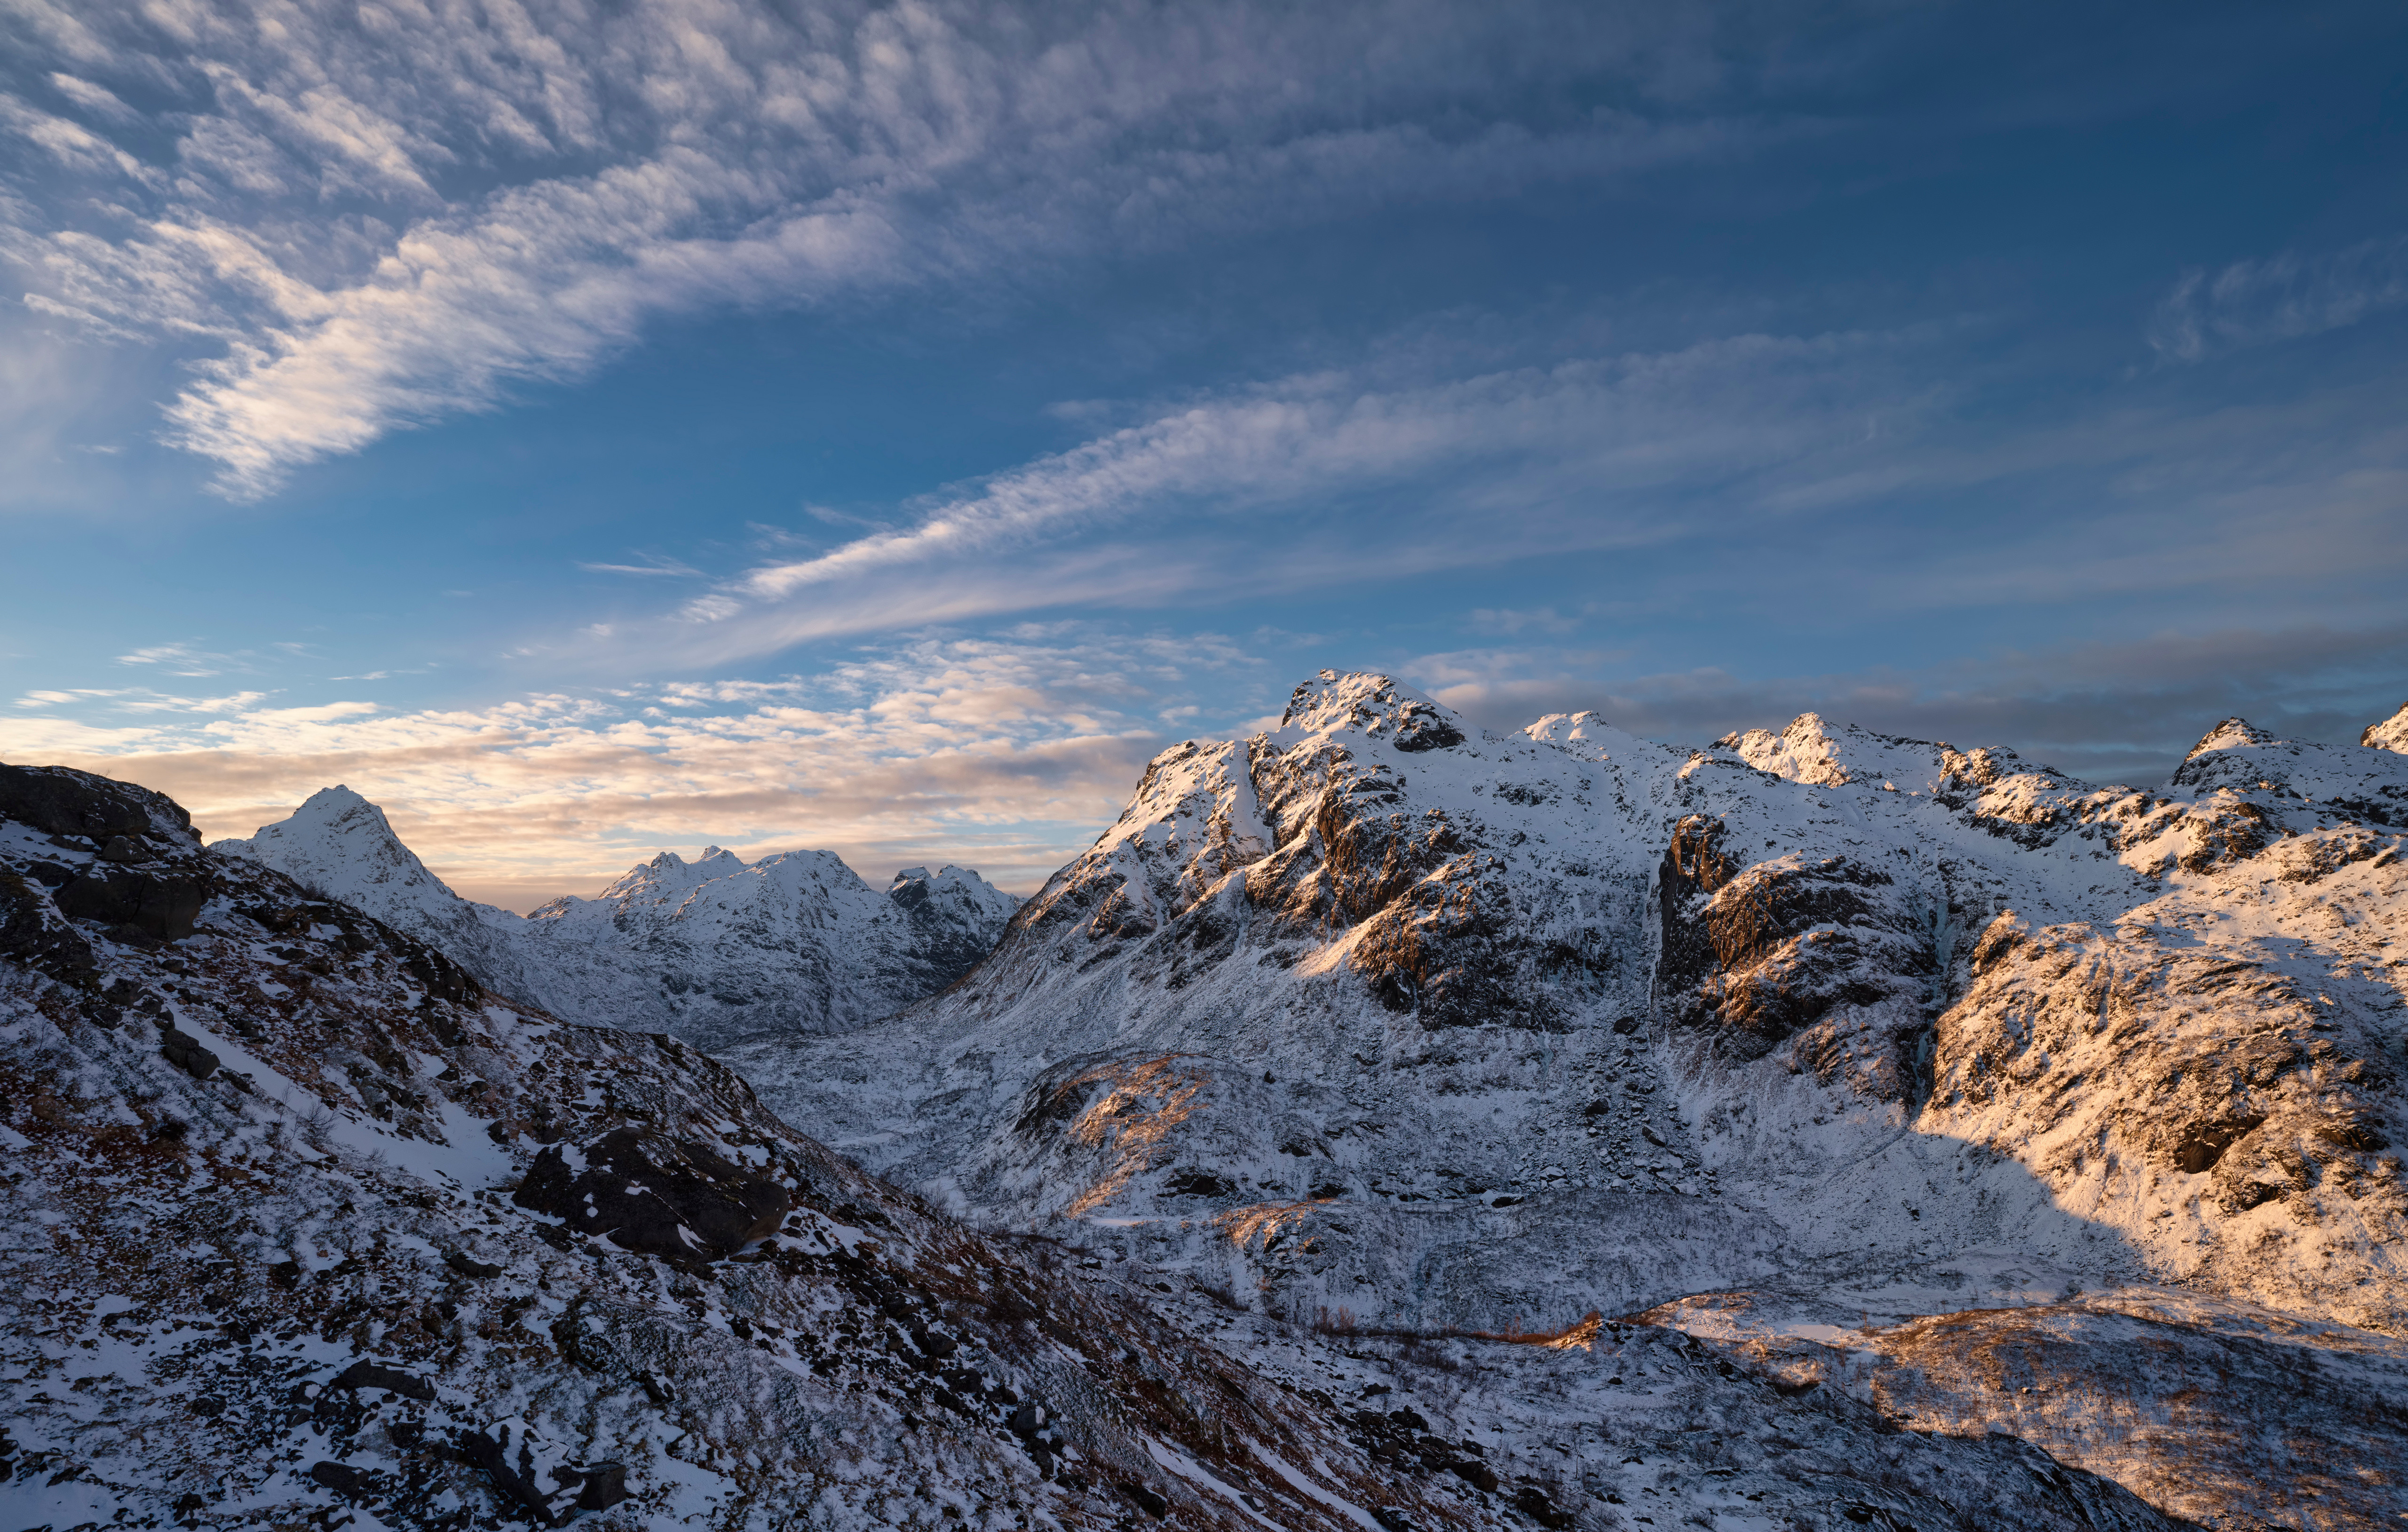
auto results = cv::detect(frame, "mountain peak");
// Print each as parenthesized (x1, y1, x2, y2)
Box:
(1524, 710, 1676, 764)
(1712, 713, 1960, 791)
(2365, 701, 2408, 754)
(2185, 716, 2279, 760)
(1276, 668, 1466, 752)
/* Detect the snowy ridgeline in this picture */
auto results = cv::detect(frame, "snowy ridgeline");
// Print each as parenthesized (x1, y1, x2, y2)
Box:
(209, 787, 1018, 1049)
(2, 684, 2407, 1530)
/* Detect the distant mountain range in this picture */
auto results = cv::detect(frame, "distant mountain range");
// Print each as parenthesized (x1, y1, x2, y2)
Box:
(6, 676, 2404, 1529)
(210, 785, 1017, 1049)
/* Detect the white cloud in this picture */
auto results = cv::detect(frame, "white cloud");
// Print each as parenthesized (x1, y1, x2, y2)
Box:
(113, 642, 244, 676)
(2149, 234, 2408, 362)
(627, 325, 1941, 665)
(0, 0, 1794, 497)
(577, 556, 703, 577)
(0, 629, 1267, 907)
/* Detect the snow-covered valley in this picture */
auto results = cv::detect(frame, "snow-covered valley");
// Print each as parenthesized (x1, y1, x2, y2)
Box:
(4, 672, 2405, 1529)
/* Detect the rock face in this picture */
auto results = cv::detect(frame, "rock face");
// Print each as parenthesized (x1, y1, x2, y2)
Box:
(0, 761, 2187, 1532)
(722, 670, 2408, 1528)
(210, 786, 1018, 1048)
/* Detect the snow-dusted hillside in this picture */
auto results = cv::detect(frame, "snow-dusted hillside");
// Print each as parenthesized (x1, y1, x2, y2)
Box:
(6, 762, 2194, 1531)
(722, 669, 2408, 1528)
(210, 789, 1017, 1048)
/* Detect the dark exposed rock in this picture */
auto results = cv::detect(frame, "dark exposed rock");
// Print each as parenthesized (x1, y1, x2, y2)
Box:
(2178, 796, 2277, 873)
(56, 865, 207, 941)
(309, 1460, 372, 1496)
(457, 1428, 558, 1519)
(1511, 1486, 1574, 1528)
(1656, 820, 1935, 1085)
(0, 865, 96, 981)
(575, 1462, 629, 1510)
(329, 1360, 436, 1400)
(1163, 1168, 1238, 1198)
(0, 762, 194, 846)
(513, 1126, 789, 1259)
(159, 1028, 220, 1080)
(1120, 1482, 1170, 1517)
(2172, 1114, 2265, 1174)
(1448, 1458, 1500, 1492)
(19, 860, 74, 889)
(444, 1249, 504, 1279)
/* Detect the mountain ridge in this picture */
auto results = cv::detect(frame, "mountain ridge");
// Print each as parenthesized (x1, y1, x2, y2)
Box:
(712, 668, 2408, 1526)
(208, 787, 1019, 1049)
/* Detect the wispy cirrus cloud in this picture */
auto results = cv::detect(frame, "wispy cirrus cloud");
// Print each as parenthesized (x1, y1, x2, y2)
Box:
(113, 642, 245, 676)
(576, 556, 703, 578)
(639, 325, 1949, 662)
(2149, 234, 2408, 362)
(1, 0, 1802, 498)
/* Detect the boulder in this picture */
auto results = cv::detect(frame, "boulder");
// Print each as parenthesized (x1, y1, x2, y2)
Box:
(513, 1127, 789, 1259)
(575, 1462, 629, 1510)
(443, 1249, 504, 1280)
(328, 1360, 435, 1401)
(159, 1028, 220, 1081)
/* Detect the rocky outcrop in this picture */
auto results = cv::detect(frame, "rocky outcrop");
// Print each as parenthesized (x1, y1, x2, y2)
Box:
(514, 1126, 791, 1260)
(4, 761, 213, 946)
(2367, 700, 2408, 754)
(0, 761, 196, 848)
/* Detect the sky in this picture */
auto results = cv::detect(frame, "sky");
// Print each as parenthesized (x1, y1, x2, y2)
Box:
(2, 0, 2405, 909)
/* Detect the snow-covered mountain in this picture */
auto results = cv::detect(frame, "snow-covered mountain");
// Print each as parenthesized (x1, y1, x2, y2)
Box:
(514, 848, 1019, 1046)
(209, 786, 1017, 1048)
(8, 761, 2200, 1531)
(722, 669, 2408, 1529)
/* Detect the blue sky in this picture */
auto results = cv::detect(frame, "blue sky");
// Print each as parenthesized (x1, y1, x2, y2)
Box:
(3, 0, 2405, 906)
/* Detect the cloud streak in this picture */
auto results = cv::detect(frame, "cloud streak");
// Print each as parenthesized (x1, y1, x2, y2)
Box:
(645, 325, 1948, 660)
(2150, 234, 2408, 362)
(1, 0, 1798, 497)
